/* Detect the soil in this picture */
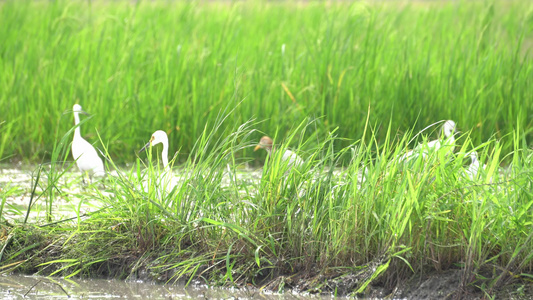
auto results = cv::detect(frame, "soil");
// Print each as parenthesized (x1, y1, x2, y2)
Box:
(396, 269, 470, 299)
(6, 242, 533, 299)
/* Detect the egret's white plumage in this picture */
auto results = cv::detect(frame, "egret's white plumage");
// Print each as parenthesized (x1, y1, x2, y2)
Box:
(399, 120, 458, 162)
(254, 136, 303, 168)
(140, 130, 170, 169)
(464, 151, 486, 180)
(71, 104, 105, 181)
(140, 130, 176, 192)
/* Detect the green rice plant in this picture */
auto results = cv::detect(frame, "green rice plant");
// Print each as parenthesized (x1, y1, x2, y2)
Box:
(0, 0, 531, 164)
(0, 183, 21, 224)
(0, 120, 17, 163)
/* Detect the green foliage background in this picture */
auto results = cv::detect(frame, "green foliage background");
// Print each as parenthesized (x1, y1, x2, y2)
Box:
(0, 0, 531, 163)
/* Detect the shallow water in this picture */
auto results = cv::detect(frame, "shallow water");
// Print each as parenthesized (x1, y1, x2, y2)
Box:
(1, 164, 350, 223)
(0, 274, 338, 299)
(0, 166, 102, 223)
(0, 165, 267, 222)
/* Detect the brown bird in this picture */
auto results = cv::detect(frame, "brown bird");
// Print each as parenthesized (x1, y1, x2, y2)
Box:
(254, 136, 303, 168)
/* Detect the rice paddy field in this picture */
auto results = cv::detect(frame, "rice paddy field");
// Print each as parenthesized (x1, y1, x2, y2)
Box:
(1, 0, 533, 298)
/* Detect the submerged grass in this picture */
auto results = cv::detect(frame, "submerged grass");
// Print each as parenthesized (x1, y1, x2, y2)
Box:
(0, 0, 532, 163)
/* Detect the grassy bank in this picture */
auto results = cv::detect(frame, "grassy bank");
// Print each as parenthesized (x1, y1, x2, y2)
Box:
(1, 114, 533, 297)
(0, 0, 532, 163)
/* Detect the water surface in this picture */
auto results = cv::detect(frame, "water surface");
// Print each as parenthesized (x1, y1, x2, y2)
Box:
(0, 274, 335, 299)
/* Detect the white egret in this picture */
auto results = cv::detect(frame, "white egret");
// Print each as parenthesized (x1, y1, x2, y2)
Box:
(399, 120, 458, 162)
(140, 130, 170, 169)
(139, 130, 176, 193)
(464, 151, 486, 180)
(254, 136, 303, 168)
(71, 104, 105, 183)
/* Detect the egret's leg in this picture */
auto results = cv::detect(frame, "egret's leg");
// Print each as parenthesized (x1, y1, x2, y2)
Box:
(82, 172, 91, 186)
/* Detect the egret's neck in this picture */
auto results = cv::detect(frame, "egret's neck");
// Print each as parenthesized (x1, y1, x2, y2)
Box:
(265, 147, 272, 156)
(442, 130, 455, 144)
(73, 112, 81, 138)
(447, 135, 455, 144)
(161, 140, 169, 169)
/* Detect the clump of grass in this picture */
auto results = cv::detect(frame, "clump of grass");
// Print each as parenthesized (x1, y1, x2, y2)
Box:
(1, 112, 532, 297)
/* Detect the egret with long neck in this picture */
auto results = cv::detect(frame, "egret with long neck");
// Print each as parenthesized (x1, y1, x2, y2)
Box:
(139, 130, 177, 193)
(71, 104, 105, 182)
(399, 120, 458, 162)
(140, 130, 169, 168)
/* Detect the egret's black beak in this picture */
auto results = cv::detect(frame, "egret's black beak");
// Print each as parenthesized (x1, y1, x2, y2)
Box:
(139, 142, 150, 153)
(80, 110, 90, 116)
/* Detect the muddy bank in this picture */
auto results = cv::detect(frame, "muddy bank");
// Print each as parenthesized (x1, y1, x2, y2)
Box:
(8, 262, 533, 299)
(4, 232, 532, 300)
(2, 216, 533, 299)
